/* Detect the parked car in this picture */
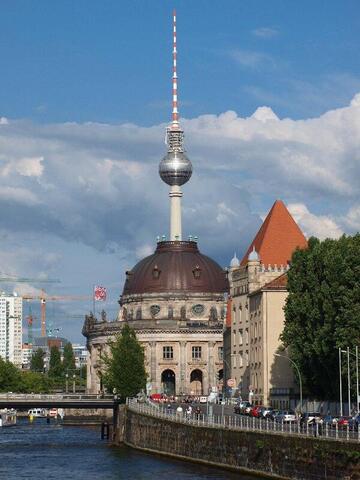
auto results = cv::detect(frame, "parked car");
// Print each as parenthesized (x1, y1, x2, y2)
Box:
(250, 405, 265, 418)
(267, 409, 280, 421)
(322, 415, 338, 427)
(349, 414, 360, 431)
(274, 410, 297, 423)
(337, 416, 352, 429)
(260, 407, 274, 419)
(300, 412, 322, 425)
(234, 401, 252, 415)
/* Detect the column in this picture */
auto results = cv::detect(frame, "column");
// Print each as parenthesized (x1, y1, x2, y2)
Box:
(169, 185, 182, 240)
(179, 341, 186, 394)
(207, 341, 215, 395)
(150, 342, 157, 392)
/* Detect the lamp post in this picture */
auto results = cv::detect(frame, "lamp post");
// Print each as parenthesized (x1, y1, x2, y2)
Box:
(72, 374, 76, 394)
(356, 346, 359, 414)
(65, 373, 69, 394)
(339, 347, 343, 416)
(341, 347, 360, 415)
(274, 353, 302, 413)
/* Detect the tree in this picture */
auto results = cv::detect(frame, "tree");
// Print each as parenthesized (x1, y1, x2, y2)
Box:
(281, 234, 360, 400)
(102, 324, 146, 401)
(30, 348, 45, 372)
(63, 342, 76, 373)
(21, 371, 53, 393)
(48, 346, 63, 378)
(0, 357, 22, 392)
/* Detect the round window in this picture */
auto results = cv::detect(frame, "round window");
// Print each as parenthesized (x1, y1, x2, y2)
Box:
(150, 305, 161, 316)
(192, 304, 205, 316)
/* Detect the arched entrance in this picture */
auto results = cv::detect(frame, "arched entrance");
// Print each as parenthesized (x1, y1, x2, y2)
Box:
(190, 369, 203, 395)
(161, 369, 176, 396)
(218, 369, 224, 382)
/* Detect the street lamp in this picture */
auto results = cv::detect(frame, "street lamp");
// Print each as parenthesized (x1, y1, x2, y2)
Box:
(274, 353, 303, 413)
(340, 347, 360, 415)
(339, 347, 343, 416)
(65, 373, 69, 393)
(72, 374, 76, 394)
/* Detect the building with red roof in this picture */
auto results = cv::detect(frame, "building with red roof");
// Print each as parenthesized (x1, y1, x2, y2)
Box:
(225, 201, 307, 408)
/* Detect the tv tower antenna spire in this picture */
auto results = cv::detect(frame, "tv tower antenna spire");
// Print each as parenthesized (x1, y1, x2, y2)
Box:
(159, 10, 192, 241)
(172, 9, 179, 127)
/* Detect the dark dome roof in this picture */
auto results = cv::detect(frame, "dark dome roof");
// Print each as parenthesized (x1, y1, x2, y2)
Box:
(122, 241, 228, 296)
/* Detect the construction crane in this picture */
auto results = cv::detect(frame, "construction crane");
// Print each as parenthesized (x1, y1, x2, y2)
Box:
(0, 272, 60, 284)
(22, 290, 91, 337)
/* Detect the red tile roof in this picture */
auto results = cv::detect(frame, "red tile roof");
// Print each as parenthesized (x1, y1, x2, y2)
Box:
(262, 272, 288, 290)
(249, 272, 288, 296)
(241, 200, 307, 266)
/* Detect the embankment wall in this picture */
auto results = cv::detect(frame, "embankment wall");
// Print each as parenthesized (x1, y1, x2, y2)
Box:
(118, 408, 360, 480)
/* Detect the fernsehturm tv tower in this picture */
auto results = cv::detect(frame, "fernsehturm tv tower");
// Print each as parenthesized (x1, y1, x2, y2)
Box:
(159, 10, 192, 241)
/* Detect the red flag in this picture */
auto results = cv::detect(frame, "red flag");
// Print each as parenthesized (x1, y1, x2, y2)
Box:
(94, 285, 106, 301)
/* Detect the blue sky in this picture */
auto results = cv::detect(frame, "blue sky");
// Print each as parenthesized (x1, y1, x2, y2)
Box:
(1, 0, 360, 123)
(0, 1, 360, 342)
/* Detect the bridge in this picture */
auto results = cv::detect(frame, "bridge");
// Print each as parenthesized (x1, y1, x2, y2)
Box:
(0, 393, 119, 410)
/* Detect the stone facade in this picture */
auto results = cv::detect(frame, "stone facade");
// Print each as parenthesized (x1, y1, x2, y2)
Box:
(83, 294, 225, 396)
(226, 259, 293, 404)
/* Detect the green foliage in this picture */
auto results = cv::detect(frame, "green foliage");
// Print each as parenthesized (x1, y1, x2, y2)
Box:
(20, 371, 53, 393)
(48, 346, 63, 378)
(102, 323, 146, 401)
(0, 358, 53, 393)
(30, 348, 45, 372)
(63, 342, 76, 373)
(0, 357, 23, 392)
(281, 234, 360, 399)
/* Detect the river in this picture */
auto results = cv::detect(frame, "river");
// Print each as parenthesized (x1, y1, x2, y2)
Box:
(0, 419, 264, 479)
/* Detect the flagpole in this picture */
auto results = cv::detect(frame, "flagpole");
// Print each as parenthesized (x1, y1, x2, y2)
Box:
(93, 284, 96, 318)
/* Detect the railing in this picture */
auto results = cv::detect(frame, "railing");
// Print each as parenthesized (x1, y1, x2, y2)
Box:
(0, 393, 114, 401)
(127, 399, 360, 443)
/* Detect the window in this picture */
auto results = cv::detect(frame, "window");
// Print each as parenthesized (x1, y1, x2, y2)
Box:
(218, 346, 223, 361)
(239, 328, 243, 345)
(192, 346, 201, 359)
(163, 346, 173, 359)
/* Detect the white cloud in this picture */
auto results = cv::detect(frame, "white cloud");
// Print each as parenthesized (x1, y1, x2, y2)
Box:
(229, 49, 275, 69)
(0, 186, 40, 205)
(252, 27, 279, 38)
(287, 203, 343, 240)
(343, 205, 360, 231)
(135, 244, 154, 259)
(0, 117, 9, 125)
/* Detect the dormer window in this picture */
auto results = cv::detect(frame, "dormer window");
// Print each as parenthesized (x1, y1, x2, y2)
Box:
(193, 265, 201, 279)
(152, 265, 161, 279)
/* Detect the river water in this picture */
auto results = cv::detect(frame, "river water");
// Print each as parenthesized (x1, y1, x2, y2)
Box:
(0, 419, 263, 479)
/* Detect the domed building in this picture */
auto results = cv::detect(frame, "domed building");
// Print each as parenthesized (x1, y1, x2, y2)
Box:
(83, 11, 228, 396)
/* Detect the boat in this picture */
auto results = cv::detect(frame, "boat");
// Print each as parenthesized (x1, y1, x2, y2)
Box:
(0, 409, 17, 427)
(28, 408, 47, 418)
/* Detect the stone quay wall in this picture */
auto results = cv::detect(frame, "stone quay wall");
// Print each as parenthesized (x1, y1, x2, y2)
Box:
(117, 408, 360, 480)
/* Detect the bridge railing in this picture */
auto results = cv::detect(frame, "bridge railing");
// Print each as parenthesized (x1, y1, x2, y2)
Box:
(127, 398, 360, 443)
(0, 393, 114, 401)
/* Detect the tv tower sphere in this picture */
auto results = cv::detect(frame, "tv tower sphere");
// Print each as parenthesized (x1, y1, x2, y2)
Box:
(159, 148, 192, 186)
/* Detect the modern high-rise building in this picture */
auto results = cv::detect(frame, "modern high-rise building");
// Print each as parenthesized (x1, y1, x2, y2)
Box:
(224, 200, 308, 407)
(0, 293, 23, 367)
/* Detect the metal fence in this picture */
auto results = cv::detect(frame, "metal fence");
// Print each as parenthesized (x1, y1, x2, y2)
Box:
(0, 393, 113, 400)
(127, 399, 360, 443)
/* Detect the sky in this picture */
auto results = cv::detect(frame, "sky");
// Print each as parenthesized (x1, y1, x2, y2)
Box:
(0, 0, 359, 342)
